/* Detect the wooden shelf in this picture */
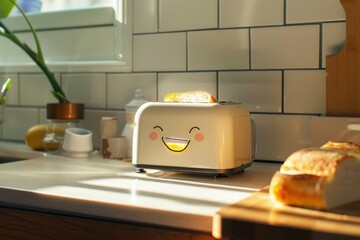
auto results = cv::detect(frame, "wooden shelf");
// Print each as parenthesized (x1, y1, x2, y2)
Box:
(0, 206, 216, 240)
(326, 0, 360, 116)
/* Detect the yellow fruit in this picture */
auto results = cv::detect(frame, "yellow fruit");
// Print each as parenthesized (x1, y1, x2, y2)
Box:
(26, 124, 65, 151)
(164, 90, 217, 103)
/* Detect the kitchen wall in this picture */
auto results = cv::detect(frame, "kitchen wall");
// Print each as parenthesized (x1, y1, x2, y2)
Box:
(0, 0, 346, 161)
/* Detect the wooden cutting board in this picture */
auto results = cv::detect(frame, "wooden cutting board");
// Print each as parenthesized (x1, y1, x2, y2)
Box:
(326, 0, 360, 117)
(213, 187, 360, 240)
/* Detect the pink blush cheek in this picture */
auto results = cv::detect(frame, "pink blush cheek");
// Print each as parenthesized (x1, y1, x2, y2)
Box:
(194, 133, 204, 142)
(149, 132, 158, 140)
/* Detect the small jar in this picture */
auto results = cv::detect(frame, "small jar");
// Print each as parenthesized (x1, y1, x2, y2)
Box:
(100, 116, 118, 138)
(43, 103, 84, 152)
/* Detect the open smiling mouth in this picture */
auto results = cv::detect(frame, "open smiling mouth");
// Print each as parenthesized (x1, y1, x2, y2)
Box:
(161, 137, 190, 152)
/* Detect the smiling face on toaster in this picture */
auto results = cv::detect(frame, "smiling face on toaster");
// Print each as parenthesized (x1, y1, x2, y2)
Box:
(148, 125, 205, 152)
(134, 103, 229, 166)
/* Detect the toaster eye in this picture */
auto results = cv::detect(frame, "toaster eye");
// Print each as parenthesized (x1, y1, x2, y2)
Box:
(189, 126, 200, 133)
(153, 126, 163, 131)
(149, 126, 163, 140)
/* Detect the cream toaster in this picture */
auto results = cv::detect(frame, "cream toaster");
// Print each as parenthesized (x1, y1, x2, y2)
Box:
(132, 101, 253, 175)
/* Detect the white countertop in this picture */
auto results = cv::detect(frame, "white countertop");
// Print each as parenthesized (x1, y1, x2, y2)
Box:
(0, 142, 281, 233)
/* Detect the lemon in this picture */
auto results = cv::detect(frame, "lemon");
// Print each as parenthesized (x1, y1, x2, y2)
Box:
(26, 124, 65, 151)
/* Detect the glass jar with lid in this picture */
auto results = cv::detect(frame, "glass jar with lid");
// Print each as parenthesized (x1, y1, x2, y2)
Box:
(43, 103, 84, 152)
(121, 89, 147, 158)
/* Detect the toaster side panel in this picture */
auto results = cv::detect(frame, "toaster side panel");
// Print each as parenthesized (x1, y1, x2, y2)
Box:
(216, 105, 252, 169)
(233, 115, 252, 166)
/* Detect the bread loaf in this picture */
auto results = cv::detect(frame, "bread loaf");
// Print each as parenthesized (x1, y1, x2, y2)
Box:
(164, 90, 217, 103)
(269, 141, 360, 209)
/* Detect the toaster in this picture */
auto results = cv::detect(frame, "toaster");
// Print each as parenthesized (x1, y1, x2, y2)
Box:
(132, 101, 253, 175)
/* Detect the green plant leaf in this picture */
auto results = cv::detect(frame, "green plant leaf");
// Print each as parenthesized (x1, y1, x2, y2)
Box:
(0, 78, 12, 105)
(0, 0, 15, 18)
(2, 78, 12, 92)
(0, 96, 7, 105)
(52, 91, 69, 104)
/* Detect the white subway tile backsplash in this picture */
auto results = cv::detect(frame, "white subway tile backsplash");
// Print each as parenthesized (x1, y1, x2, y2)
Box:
(133, 33, 187, 71)
(219, 71, 282, 112)
(39, 108, 47, 124)
(19, 73, 60, 106)
(311, 116, 360, 148)
(220, 0, 284, 28)
(252, 114, 313, 161)
(188, 29, 250, 71)
(158, 72, 217, 101)
(2, 107, 38, 140)
(284, 70, 326, 114)
(286, 0, 345, 24)
(1, 1, 347, 161)
(322, 22, 346, 68)
(159, 0, 217, 31)
(61, 73, 106, 108)
(0, 74, 19, 105)
(251, 25, 320, 69)
(133, 0, 158, 33)
(107, 73, 157, 109)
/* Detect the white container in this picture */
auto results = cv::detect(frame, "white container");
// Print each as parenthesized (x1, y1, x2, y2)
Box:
(63, 128, 93, 158)
(121, 89, 147, 158)
(101, 136, 127, 159)
(132, 102, 253, 175)
(100, 116, 118, 138)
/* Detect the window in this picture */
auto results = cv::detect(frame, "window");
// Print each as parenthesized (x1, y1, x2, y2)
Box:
(41, 0, 115, 12)
(0, 0, 132, 72)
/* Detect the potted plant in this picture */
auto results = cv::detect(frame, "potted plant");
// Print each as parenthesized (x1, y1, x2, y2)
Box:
(1, 0, 84, 151)
(0, 0, 84, 120)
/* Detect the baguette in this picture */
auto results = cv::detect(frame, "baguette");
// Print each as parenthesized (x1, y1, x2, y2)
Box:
(269, 141, 360, 209)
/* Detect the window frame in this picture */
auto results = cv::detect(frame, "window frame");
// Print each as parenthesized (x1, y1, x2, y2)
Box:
(0, 0, 132, 73)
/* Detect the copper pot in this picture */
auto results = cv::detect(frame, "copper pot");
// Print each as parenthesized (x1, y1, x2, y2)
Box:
(46, 103, 84, 120)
